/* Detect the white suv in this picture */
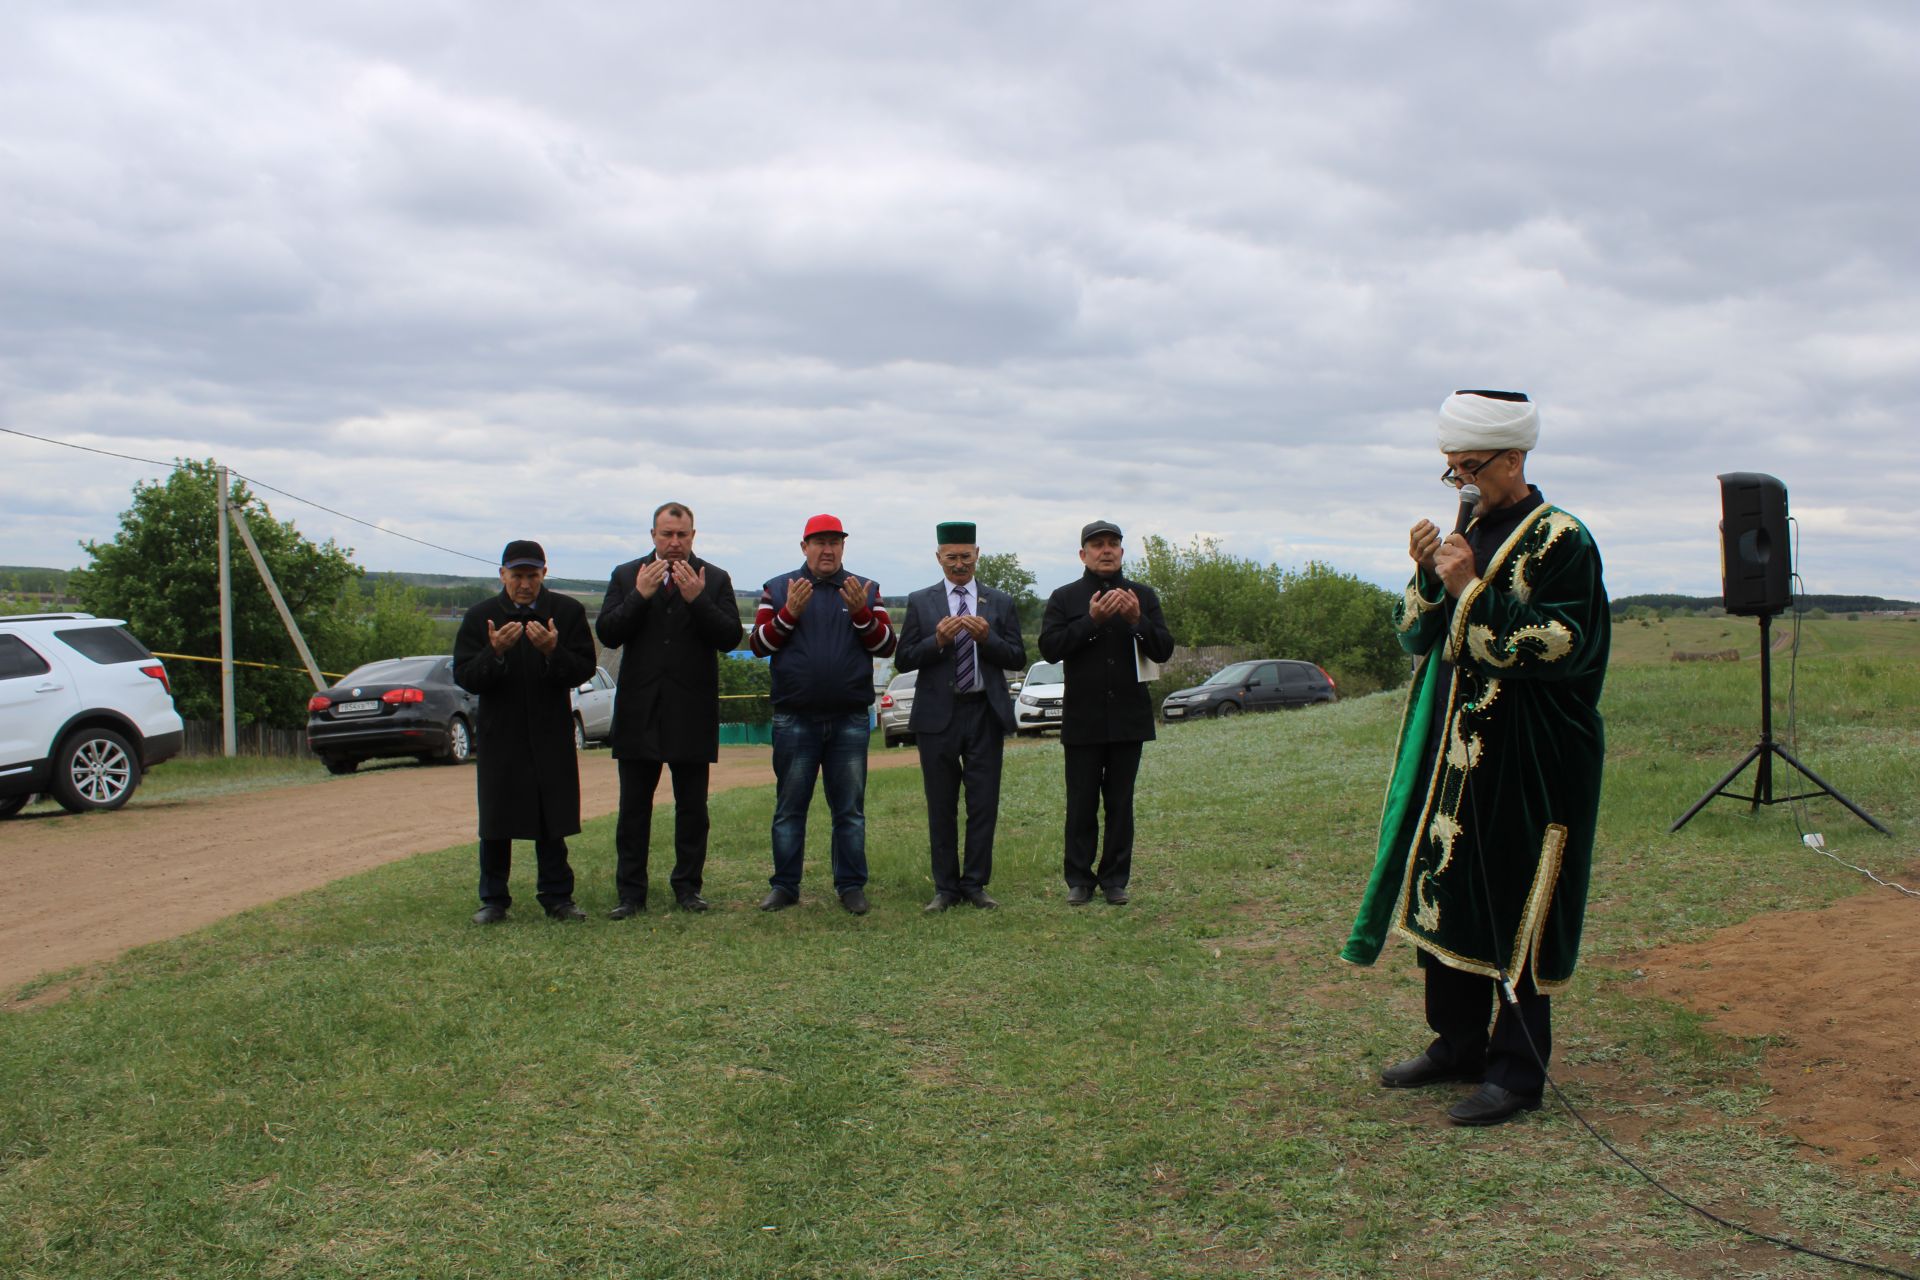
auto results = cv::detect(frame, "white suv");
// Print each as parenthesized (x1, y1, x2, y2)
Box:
(0, 614, 185, 816)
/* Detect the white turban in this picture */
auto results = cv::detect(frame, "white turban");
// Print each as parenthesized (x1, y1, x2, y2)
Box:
(1437, 390, 1538, 452)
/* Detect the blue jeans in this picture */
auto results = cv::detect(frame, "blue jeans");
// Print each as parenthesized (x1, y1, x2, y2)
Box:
(770, 710, 871, 896)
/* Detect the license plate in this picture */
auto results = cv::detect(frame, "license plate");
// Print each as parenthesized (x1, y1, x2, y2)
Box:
(334, 700, 379, 715)
(1044, 707, 1062, 719)
(1165, 707, 1184, 718)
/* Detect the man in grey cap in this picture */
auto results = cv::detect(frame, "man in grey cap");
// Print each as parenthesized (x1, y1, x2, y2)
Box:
(452, 539, 599, 924)
(1038, 521, 1175, 905)
(895, 520, 1028, 911)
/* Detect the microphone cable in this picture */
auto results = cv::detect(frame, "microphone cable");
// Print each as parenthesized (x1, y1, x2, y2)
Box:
(1445, 591, 1918, 1278)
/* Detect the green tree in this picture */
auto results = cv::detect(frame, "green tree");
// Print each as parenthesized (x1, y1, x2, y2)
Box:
(71, 461, 366, 728)
(1130, 535, 1283, 647)
(346, 576, 442, 671)
(975, 551, 1041, 629)
(1264, 562, 1404, 695)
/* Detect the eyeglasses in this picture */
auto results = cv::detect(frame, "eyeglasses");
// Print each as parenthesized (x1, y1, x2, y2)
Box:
(1441, 453, 1503, 489)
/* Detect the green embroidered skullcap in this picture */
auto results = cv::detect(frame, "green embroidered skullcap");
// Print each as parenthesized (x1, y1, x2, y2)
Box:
(936, 521, 977, 544)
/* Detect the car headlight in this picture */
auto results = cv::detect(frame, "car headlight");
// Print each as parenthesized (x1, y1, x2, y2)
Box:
(1018, 694, 1037, 706)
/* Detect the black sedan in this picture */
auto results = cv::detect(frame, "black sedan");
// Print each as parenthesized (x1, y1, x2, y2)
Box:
(1160, 659, 1336, 721)
(306, 655, 478, 774)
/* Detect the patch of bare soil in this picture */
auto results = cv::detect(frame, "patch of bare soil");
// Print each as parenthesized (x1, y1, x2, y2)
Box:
(0, 747, 920, 999)
(1632, 862, 1920, 1173)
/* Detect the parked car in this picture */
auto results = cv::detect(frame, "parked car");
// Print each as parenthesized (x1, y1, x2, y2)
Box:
(1013, 660, 1066, 735)
(878, 669, 917, 747)
(0, 613, 185, 815)
(1160, 659, 1337, 721)
(570, 666, 616, 748)
(306, 655, 477, 774)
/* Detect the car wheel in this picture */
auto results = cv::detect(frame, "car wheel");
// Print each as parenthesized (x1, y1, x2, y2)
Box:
(440, 715, 474, 765)
(0, 794, 29, 819)
(50, 727, 142, 813)
(573, 715, 587, 751)
(1213, 701, 1241, 718)
(322, 755, 359, 776)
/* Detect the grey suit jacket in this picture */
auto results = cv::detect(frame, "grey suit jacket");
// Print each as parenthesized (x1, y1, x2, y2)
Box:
(895, 580, 1027, 735)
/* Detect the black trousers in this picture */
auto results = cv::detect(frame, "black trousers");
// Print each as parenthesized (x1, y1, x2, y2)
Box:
(615, 757, 711, 905)
(1062, 740, 1143, 890)
(478, 837, 574, 911)
(915, 697, 1005, 894)
(1422, 956, 1552, 1094)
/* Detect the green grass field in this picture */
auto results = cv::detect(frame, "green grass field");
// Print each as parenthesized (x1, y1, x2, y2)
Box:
(3, 619, 1917, 1278)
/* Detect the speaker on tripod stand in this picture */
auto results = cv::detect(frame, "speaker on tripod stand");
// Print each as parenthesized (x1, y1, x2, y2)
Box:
(1669, 473, 1887, 833)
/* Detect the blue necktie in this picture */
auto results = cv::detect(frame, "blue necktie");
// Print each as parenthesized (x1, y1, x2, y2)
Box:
(953, 586, 976, 692)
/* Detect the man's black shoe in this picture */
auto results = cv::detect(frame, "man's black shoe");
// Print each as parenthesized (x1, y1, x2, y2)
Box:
(1102, 886, 1130, 905)
(840, 887, 870, 916)
(675, 894, 711, 913)
(961, 888, 999, 909)
(1066, 885, 1094, 906)
(1447, 1082, 1542, 1126)
(924, 892, 961, 913)
(607, 901, 645, 921)
(544, 901, 588, 922)
(759, 889, 798, 912)
(1379, 1051, 1485, 1090)
(471, 904, 508, 925)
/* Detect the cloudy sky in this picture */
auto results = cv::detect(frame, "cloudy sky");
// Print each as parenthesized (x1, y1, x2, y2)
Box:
(4, 1, 1916, 603)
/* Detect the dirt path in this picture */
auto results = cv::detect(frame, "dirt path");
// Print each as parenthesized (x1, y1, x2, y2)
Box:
(0, 748, 918, 995)
(1632, 864, 1920, 1171)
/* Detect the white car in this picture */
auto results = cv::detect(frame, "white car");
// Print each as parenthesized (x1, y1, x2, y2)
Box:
(0, 613, 185, 815)
(569, 666, 617, 748)
(1013, 660, 1067, 736)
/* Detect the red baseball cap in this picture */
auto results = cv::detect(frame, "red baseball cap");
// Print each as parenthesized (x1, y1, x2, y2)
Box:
(802, 513, 847, 539)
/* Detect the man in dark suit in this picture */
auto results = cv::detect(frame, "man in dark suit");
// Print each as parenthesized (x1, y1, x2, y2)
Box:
(894, 521, 1029, 912)
(452, 539, 599, 924)
(596, 502, 744, 916)
(1038, 520, 1176, 906)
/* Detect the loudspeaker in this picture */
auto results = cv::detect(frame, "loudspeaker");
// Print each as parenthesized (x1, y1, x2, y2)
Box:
(1718, 472, 1790, 617)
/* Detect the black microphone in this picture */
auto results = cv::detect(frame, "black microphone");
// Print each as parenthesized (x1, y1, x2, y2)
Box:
(1453, 484, 1482, 536)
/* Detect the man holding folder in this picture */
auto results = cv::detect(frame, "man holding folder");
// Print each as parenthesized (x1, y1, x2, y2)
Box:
(1038, 520, 1176, 905)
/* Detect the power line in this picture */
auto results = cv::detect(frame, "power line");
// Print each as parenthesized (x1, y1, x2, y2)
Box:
(2, 425, 494, 567)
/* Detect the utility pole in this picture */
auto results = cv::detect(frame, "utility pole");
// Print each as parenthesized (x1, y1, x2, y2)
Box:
(228, 507, 326, 690)
(217, 464, 236, 757)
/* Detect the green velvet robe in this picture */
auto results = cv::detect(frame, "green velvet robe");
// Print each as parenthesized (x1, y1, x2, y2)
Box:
(1341, 504, 1608, 992)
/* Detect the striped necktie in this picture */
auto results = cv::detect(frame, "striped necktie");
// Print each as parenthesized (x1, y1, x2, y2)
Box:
(953, 585, 976, 692)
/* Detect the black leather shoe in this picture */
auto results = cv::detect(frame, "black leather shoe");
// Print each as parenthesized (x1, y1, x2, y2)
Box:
(759, 889, 798, 912)
(471, 904, 508, 925)
(1102, 885, 1130, 905)
(924, 892, 961, 913)
(1066, 885, 1094, 906)
(1380, 1051, 1485, 1089)
(675, 894, 711, 913)
(961, 888, 999, 909)
(840, 887, 870, 916)
(1447, 1082, 1542, 1126)
(544, 901, 587, 922)
(607, 901, 645, 921)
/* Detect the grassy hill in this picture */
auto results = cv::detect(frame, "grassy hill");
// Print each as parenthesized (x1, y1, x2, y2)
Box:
(2, 620, 1916, 1276)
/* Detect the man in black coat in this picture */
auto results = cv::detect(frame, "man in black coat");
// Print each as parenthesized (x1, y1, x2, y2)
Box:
(452, 539, 599, 923)
(1038, 520, 1176, 906)
(894, 521, 1028, 912)
(595, 501, 744, 916)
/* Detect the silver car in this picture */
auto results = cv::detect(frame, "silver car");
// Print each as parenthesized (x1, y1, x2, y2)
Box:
(878, 669, 917, 747)
(569, 666, 616, 748)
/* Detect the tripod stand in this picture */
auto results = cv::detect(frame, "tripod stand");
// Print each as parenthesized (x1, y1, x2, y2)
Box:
(1669, 612, 1889, 834)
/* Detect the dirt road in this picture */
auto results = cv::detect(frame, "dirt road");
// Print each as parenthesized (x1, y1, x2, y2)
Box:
(0, 748, 917, 994)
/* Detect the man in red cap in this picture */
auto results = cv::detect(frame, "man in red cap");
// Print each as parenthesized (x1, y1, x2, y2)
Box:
(749, 514, 896, 914)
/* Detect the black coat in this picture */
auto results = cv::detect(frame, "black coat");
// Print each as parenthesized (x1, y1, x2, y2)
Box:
(595, 553, 743, 762)
(895, 580, 1027, 735)
(452, 588, 597, 839)
(1038, 570, 1175, 745)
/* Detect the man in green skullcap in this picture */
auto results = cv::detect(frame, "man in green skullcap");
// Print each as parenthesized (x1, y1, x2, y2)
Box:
(894, 521, 1029, 910)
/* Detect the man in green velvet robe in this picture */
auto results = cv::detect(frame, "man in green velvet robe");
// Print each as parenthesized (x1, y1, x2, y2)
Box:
(1342, 390, 1609, 1126)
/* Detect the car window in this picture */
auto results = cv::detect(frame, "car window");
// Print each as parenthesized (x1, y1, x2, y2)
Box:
(887, 669, 917, 691)
(1253, 663, 1280, 686)
(1025, 662, 1064, 684)
(53, 625, 152, 664)
(342, 657, 440, 684)
(1280, 663, 1317, 690)
(0, 634, 53, 680)
(1203, 661, 1258, 687)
